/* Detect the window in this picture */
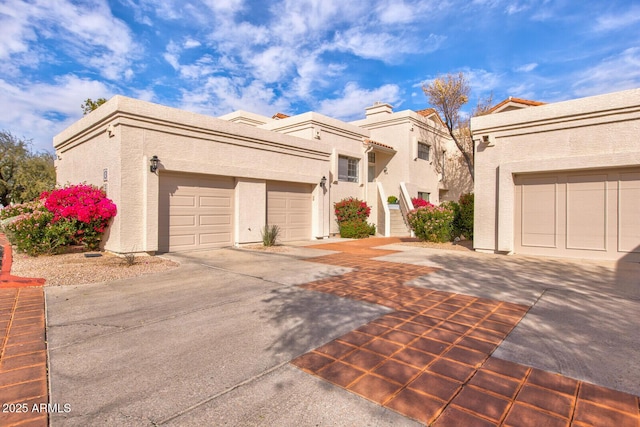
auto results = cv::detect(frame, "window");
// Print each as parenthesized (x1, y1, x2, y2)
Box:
(367, 152, 376, 183)
(418, 142, 430, 161)
(418, 192, 430, 202)
(338, 155, 359, 182)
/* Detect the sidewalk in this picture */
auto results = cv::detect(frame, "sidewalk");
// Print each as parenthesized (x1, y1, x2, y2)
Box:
(0, 234, 48, 427)
(292, 237, 640, 426)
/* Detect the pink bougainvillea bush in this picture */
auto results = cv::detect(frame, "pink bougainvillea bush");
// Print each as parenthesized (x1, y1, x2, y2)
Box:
(334, 197, 375, 238)
(406, 203, 454, 243)
(2, 184, 117, 255)
(411, 197, 432, 208)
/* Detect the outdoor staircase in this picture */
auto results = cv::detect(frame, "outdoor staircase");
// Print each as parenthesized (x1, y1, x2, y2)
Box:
(389, 208, 411, 237)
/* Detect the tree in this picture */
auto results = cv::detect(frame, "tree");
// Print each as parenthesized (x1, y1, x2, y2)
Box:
(13, 153, 56, 203)
(423, 72, 477, 181)
(81, 98, 107, 115)
(0, 131, 56, 206)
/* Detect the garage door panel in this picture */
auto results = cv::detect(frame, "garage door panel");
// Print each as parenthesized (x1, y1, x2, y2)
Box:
(199, 196, 232, 208)
(159, 173, 234, 252)
(566, 175, 607, 251)
(199, 215, 232, 226)
(200, 232, 232, 245)
(520, 177, 557, 248)
(267, 182, 312, 242)
(170, 215, 196, 227)
(171, 195, 196, 207)
(515, 168, 640, 261)
(170, 234, 196, 248)
(619, 172, 640, 253)
(289, 199, 309, 210)
(268, 198, 287, 209)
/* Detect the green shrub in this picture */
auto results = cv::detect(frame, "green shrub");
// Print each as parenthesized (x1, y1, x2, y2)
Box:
(3, 184, 117, 255)
(406, 204, 454, 243)
(334, 197, 371, 223)
(4, 206, 76, 256)
(0, 200, 42, 220)
(334, 198, 375, 239)
(456, 193, 474, 240)
(339, 220, 376, 239)
(387, 196, 398, 204)
(261, 224, 281, 246)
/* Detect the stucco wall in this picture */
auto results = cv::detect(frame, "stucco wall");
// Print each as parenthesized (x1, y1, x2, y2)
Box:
(55, 96, 331, 253)
(471, 88, 640, 255)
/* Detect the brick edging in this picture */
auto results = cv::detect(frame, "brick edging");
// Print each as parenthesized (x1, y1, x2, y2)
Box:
(0, 234, 45, 288)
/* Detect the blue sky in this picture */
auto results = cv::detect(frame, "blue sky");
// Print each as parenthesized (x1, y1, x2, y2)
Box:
(1, 0, 639, 153)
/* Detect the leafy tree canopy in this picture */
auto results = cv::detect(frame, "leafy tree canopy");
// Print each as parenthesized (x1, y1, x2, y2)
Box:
(0, 130, 56, 207)
(81, 97, 107, 115)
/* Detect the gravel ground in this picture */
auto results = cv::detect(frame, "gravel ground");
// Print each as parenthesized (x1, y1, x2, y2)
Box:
(10, 251, 179, 286)
(399, 239, 474, 251)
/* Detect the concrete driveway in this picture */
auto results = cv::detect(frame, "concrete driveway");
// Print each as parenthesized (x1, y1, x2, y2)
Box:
(45, 240, 640, 426)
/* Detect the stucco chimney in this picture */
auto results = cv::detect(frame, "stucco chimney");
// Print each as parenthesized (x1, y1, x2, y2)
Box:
(365, 102, 394, 117)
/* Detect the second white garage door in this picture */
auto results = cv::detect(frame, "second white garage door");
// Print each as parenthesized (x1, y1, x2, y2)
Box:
(267, 181, 312, 242)
(514, 168, 640, 261)
(159, 173, 234, 252)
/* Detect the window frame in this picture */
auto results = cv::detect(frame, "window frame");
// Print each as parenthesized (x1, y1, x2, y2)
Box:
(338, 155, 359, 183)
(417, 142, 430, 161)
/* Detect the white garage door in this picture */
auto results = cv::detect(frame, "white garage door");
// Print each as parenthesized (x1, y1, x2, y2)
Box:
(159, 173, 234, 252)
(267, 181, 312, 242)
(514, 168, 640, 261)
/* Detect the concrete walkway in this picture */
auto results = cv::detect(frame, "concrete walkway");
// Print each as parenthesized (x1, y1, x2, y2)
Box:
(1, 234, 639, 426)
(291, 238, 640, 426)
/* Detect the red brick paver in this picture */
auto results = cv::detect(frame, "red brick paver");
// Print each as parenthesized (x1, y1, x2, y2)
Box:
(292, 237, 640, 426)
(0, 234, 48, 427)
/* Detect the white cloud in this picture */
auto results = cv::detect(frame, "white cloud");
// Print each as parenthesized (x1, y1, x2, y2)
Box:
(0, 0, 139, 80)
(184, 38, 202, 49)
(515, 63, 538, 72)
(594, 6, 640, 32)
(179, 76, 290, 117)
(0, 75, 112, 152)
(572, 47, 640, 97)
(317, 82, 402, 120)
(332, 28, 445, 63)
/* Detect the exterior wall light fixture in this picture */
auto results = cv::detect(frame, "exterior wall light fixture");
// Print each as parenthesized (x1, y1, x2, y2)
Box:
(150, 155, 160, 173)
(320, 176, 327, 188)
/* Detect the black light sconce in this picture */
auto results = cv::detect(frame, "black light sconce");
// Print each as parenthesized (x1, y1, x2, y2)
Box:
(320, 176, 327, 189)
(150, 155, 160, 173)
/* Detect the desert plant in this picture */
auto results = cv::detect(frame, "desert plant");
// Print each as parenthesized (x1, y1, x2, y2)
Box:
(406, 203, 455, 243)
(261, 224, 280, 246)
(122, 252, 136, 267)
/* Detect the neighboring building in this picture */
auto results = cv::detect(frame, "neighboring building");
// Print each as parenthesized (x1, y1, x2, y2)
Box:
(54, 96, 472, 254)
(471, 88, 640, 262)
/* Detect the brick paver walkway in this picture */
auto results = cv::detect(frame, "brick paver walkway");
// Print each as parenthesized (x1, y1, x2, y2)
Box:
(292, 238, 640, 426)
(0, 234, 48, 427)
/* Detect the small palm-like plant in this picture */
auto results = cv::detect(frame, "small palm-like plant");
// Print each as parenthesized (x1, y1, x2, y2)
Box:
(261, 224, 281, 247)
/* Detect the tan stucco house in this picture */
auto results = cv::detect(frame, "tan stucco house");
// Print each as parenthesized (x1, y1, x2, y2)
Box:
(54, 96, 471, 254)
(471, 88, 640, 262)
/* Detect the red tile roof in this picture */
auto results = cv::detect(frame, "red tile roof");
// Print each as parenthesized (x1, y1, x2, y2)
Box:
(272, 112, 290, 119)
(416, 108, 446, 126)
(364, 138, 395, 151)
(489, 97, 546, 113)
